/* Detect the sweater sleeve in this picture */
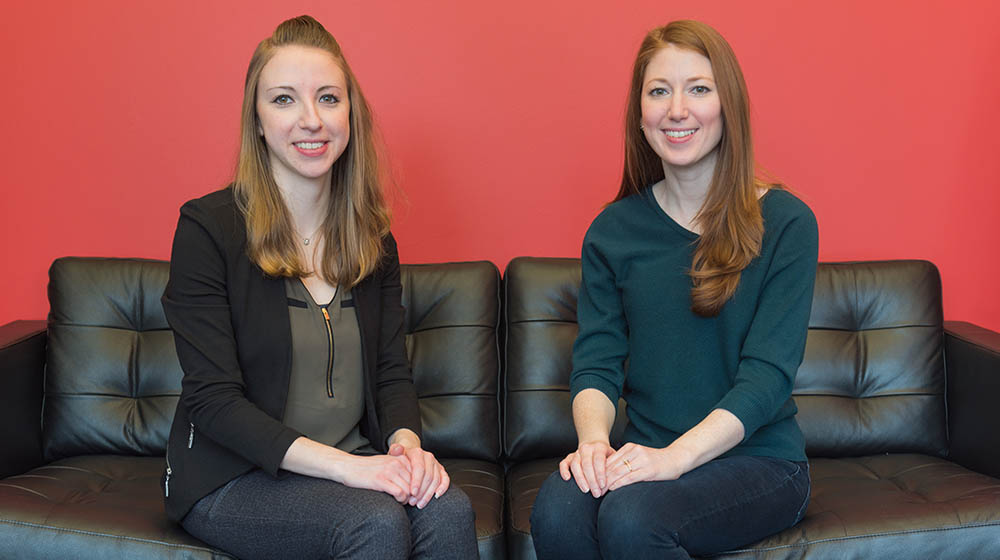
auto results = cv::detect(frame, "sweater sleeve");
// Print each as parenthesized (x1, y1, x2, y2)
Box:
(162, 200, 301, 476)
(714, 206, 819, 441)
(570, 220, 629, 407)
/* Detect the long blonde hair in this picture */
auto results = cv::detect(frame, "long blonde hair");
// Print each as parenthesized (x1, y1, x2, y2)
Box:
(234, 15, 390, 287)
(617, 20, 771, 317)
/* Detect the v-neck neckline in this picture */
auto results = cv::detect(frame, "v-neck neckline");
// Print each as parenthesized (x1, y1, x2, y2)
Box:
(295, 277, 338, 308)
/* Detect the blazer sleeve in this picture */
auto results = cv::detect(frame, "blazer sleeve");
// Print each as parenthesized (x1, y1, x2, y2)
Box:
(162, 200, 301, 476)
(371, 234, 423, 448)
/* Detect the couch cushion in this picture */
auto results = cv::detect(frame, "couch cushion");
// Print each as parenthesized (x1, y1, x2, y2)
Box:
(401, 262, 502, 462)
(715, 455, 1000, 559)
(503, 258, 581, 462)
(796, 261, 947, 457)
(502, 258, 632, 462)
(44, 258, 504, 463)
(441, 458, 506, 560)
(0, 455, 231, 559)
(505, 455, 1000, 560)
(0, 455, 505, 560)
(45, 258, 180, 461)
(505, 458, 560, 560)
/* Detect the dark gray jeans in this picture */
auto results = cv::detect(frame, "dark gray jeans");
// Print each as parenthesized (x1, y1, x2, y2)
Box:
(182, 469, 479, 560)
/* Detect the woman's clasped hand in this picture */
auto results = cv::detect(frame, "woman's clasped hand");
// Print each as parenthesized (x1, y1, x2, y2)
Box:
(387, 436, 451, 508)
(326, 439, 448, 508)
(560, 441, 693, 497)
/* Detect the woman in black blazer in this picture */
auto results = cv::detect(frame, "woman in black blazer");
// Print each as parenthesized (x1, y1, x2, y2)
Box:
(161, 15, 477, 560)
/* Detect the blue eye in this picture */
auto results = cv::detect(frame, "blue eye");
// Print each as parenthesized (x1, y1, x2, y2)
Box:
(690, 85, 711, 95)
(272, 94, 293, 105)
(649, 87, 669, 96)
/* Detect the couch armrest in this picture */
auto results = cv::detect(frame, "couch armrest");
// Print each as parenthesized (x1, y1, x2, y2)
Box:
(0, 320, 47, 478)
(945, 320, 1000, 479)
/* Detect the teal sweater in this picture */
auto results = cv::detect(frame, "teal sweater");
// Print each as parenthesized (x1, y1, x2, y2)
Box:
(570, 188, 818, 462)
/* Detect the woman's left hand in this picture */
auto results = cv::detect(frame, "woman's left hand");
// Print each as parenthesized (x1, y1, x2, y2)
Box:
(603, 442, 690, 491)
(388, 442, 450, 508)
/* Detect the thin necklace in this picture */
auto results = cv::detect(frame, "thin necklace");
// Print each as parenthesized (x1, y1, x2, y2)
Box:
(297, 223, 323, 246)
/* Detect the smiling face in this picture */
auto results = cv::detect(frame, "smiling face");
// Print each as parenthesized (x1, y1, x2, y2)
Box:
(255, 45, 350, 188)
(640, 44, 723, 174)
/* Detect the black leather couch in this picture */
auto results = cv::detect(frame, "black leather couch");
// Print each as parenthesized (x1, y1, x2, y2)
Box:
(0, 258, 504, 560)
(2, 257, 999, 559)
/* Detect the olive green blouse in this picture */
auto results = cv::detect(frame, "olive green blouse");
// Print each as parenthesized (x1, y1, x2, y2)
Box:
(283, 278, 371, 454)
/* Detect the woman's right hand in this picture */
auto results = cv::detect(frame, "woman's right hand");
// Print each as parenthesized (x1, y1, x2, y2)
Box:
(558, 440, 615, 498)
(335, 453, 413, 503)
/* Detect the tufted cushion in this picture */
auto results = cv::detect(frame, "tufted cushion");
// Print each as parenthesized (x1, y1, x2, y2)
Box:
(400, 262, 502, 462)
(502, 258, 630, 464)
(43, 258, 504, 462)
(503, 258, 581, 462)
(443, 459, 506, 560)
(505, 458, 560, 559)
(713, 455, 1000, 559)
(795, 261, 947, 457)
(44, 258, 180, 461)
(0, 455, 232, 559)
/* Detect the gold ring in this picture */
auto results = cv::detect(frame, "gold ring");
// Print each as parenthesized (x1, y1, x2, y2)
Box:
(624, 459, 634, 472)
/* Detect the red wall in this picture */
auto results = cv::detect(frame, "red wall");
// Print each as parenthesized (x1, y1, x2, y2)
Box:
(3, 1, 999, 332)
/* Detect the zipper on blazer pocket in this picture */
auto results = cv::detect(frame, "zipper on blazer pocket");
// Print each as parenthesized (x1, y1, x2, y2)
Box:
(164, 451, 172, 498)
(322, 306, 335, 398)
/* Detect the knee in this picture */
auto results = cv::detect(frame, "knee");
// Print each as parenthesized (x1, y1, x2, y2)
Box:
(426, 485, 475, 527)
(336, 499, 411, 558)
(597, 491, 680, 554)
(408, 486, 479, 558)
(530, 472, 579, 536)
(364, 502, 411, 535)
(531, 471, 600, 547)
(596, 506, 656, 551)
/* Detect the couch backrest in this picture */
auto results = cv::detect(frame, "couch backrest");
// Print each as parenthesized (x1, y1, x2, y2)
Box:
(796, 261, 946, 457)
(400, 262, 502, 461)
(45, 258, 179, 461)
(502, 257, 947, 461)
(43, 257, 502, 462)
(503, 258, 581, 461)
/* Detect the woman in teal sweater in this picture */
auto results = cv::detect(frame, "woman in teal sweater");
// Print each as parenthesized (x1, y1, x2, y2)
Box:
(531, 20, 817, 559)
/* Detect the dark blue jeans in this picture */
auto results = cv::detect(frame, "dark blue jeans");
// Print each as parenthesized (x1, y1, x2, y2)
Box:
(182, 469, 479, 560)
(530, 455, 809, 559)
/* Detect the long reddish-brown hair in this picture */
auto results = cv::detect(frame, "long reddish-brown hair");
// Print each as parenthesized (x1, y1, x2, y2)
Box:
(234, 15, 390, 287)
(618, 20, 772, 317)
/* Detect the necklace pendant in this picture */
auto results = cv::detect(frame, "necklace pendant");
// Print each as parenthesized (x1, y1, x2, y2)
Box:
(303, 238, 310, 245)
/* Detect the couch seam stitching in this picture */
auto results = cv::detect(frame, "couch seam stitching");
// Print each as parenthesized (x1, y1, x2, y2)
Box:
(711, 521, 1000, 555)
(0, 518, 231, 555)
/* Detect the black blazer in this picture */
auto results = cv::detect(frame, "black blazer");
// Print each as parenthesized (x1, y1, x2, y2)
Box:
(161, 188, 421, 522)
